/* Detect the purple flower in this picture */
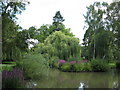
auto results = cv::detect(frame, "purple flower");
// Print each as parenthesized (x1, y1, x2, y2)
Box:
(70, 61, 76, 64)
(2, 68, 24, 82)
(58, 60, 66, 64)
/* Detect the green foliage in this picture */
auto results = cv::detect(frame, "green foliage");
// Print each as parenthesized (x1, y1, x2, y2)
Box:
(49, 56, 59, 68)
(53, 62, 59, 69)
(83, 1, 120, 61)
(17, 54, 49, 80)
(60, 62, 71, 71)
(53, 11, 65, 31)
(1, 1, 29, 60)
(68, 56, 82, 61)
(1, 64, 15, 71)
(1, 1, 29, 20)
(90, 59, 109, 72)
(73, 63, 83, 72)
(108, 63, 116, 68)
(32, 24, 74, 43)
(2, 15, 22, 60)
(73, 63, 92, 72)
(36, 31, 81, 60)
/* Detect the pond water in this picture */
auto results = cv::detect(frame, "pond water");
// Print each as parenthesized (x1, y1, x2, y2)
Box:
(34, 69, 120, 88)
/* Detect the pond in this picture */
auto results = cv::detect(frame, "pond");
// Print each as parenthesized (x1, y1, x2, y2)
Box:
(33, 69, 120, 88)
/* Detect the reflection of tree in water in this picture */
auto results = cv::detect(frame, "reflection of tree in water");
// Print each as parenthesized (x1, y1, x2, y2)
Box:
(112, 70, 120, 88)
(117, 70, 120, 88)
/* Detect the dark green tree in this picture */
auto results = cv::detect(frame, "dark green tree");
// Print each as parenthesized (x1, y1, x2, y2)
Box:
(106, 1, 120, 60)
(52, 11, 65, 31)
(83, 2, 107, 59)
(83, 1, 120, 61)
(1, 1, 29, 60)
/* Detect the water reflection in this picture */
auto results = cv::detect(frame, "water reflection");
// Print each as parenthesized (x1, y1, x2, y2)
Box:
(35, 69, 120, 88)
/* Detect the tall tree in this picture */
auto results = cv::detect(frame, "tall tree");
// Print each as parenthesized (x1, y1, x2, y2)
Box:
(52, 11, 65, 31)
(83, 2, 105, 59)
(106, 1, 120, 60)
(83, 1, 120, 61)
(1, 1, 29, 60)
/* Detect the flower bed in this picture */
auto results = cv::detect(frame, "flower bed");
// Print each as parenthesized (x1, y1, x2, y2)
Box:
(52, 59, 108, 72)
(52, 59, 91, 72)
(2, 68, 25, 88)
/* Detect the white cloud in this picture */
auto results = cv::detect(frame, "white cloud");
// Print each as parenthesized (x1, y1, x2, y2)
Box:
(17, 0, 112, 44)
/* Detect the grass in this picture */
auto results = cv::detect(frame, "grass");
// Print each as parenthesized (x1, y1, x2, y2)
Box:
(0, 62, 16, 71)
(2, 61, 16, 64)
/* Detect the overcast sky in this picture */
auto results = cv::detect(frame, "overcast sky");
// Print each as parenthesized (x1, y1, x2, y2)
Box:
(17, 0, 112, 44)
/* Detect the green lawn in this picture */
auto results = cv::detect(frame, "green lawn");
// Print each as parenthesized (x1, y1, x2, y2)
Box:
(0, 62, 16, 71)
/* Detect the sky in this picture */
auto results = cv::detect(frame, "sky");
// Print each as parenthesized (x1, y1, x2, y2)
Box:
(17, 0, 112, 44)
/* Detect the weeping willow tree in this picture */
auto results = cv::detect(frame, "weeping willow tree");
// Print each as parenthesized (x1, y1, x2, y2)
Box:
(2, 15, 21, 60)
(35, 31, 81, 60)
(1, 1, 29, 60)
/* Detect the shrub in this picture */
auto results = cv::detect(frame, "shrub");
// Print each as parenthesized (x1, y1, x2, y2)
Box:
(116, 61, 120, 69)
(16, 54, 49, 80)
(60, 62, 71, 71)
(83, 63, 92, 71)
(73, 63, 84, 71)
(49, 56, 59, 68)
(90, 59, 108, 72)
(73, 63, 92, 72)
(53, 62, 59, 69)
(2, 68, 25, 88)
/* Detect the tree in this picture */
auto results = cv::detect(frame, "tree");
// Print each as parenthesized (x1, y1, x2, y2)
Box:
(1, 1, 29, 19)
(33, 24, 74, 43)
(106, 1, 120, 60)
(83, 2, 106, 59)
(52, 11, 65, 31)
(35, 31, 81, 60)
(83, 1, 120, 61)
(1, 1, 29, 60)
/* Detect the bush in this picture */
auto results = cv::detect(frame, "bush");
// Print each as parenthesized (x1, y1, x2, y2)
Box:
(83, 63, 92, 71)
(49, 56, 59, 68)
(16, 54, 49, 80)
(90, 59, 108, 72)
(116, 61, 120, 69)
(2, 68, 25, 88)
(60, 62, 71, 71)
(53, 62, 59, 69)
(73, 63, 83, 71)
(73, 63, 92, 72)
